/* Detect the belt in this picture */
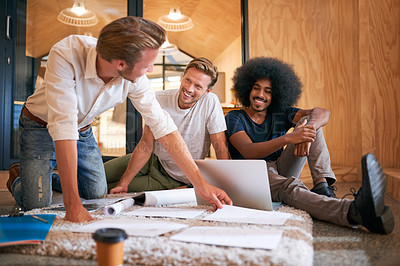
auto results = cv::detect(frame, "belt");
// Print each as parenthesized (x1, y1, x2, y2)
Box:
(22, 105, 47, 127)
(79, 125, 90, 132)
(22, 105, 90, 132)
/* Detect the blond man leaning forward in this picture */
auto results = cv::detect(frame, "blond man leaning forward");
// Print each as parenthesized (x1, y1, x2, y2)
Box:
(7, 17, 231, 223)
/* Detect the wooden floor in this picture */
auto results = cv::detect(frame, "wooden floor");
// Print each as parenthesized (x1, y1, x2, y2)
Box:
(0, 171, 8, 190)
(300, 163, 400, 202)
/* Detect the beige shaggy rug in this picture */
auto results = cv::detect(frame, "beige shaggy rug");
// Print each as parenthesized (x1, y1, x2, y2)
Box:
(0, 203, 313, 265)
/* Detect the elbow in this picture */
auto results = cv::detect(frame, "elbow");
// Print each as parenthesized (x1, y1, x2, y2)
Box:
(137, 138, 154, 154)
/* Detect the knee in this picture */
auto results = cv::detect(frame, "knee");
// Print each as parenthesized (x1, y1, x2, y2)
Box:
(81, 181, 107, 199)
(22, 195, 52, 210)
(92, 187, 107, 199)
(295, 115, 310, 127)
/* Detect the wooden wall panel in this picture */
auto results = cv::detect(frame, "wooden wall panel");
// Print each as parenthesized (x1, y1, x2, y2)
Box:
(359, 0, 400, 168)
(248, 0, 361, 168)
(214, 36, 242, 106)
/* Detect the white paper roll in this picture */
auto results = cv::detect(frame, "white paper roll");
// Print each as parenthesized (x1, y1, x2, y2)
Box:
(143, 188, 196, 206)
(104, 198, 135, 216)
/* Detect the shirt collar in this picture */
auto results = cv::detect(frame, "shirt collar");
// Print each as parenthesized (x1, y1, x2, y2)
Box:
(85, 47, 123, 86)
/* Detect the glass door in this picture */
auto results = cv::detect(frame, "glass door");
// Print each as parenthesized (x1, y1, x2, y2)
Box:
(27, 0, 130, 158)
(1, 0, 34, 170)
(0, 0, 134, 169)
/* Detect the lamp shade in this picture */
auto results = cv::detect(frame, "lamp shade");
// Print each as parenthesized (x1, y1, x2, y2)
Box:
(158, 7, 193, 32)
(159, 39, 179, 55)
(57, 0, 98, 27)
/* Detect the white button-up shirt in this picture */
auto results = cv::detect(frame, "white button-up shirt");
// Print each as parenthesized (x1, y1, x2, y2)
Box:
(25, 35, 176, 141)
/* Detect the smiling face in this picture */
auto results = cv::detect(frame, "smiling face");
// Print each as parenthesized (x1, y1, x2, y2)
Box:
(178, 67, 212, 109)
(118, 48, 159, 82)
(248, 78, 272, 112)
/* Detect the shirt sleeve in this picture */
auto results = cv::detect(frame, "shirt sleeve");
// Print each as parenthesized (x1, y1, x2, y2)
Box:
(45, 45, 80, 141)
(127, 76, 177, 139)
(225, 110, 245, 139)
(206, 93, 227, 134)
(284, 107, 301, 130)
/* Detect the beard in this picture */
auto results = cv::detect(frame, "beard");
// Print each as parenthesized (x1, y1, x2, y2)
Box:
(118, 68, 137, 83)
(250, 98, 269, 112)
(251, 105, 268, 112)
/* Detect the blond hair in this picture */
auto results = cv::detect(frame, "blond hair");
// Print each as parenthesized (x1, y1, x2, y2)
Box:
(183, 57, 218, 89)
(97, 16, 166, 68)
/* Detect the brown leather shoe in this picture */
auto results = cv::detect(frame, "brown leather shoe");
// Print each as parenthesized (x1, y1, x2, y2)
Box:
(7, 163, 20, 195)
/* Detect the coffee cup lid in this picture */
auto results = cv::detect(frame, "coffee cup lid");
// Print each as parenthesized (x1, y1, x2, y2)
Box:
(92, 228, 128, 243)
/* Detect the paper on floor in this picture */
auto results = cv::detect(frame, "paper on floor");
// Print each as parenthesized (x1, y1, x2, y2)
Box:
(203, 205, 292, 225)
(125, 207, 206, 219)
(74, 218, 187, 237)
(170, 226, 284, 250)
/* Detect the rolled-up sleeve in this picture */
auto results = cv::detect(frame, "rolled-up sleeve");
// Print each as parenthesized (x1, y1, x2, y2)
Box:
(127, 76, 177, 139)
(45, 47, 80, 141)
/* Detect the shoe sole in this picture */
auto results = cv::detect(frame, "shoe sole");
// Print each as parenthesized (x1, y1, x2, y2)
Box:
(361, 153, 394, 234)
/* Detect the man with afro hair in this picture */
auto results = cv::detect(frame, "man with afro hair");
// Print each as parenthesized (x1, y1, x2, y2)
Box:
(227, 56, 335, 197)
(225, 57, 394, 234)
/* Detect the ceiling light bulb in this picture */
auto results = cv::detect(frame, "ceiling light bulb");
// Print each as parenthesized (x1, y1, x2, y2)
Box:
(161, 39, 172, 49)
(158, 7, 193, 32)
(57, 0, 98, 27)
(70, 1, 87, 16)
(159, 39, 179, 55)
(168, 7, 183, 21)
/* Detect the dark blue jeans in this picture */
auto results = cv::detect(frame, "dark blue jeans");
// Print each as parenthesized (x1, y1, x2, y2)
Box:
(12, 113, 107, 210)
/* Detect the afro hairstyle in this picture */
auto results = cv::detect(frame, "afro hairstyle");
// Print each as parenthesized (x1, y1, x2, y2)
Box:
(232, 57, 302, 112)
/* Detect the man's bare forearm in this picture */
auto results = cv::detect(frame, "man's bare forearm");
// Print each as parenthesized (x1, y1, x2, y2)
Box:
(294, 107, 330, 130)
(54, 140, 81, 206)
(210, 132, 230, 159)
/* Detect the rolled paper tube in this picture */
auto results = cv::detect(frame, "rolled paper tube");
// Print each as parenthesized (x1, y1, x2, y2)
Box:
(104, 198, 135, 216)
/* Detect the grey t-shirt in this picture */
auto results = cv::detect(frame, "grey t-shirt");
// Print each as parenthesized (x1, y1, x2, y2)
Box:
(152, 89, 226, 184)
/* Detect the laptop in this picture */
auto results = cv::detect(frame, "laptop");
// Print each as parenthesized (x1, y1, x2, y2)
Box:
(194, 159, 273, 211)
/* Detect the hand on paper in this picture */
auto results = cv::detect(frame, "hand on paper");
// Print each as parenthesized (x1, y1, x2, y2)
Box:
(110, 185, 128, 194)
(64, 203, 94, 223)
(196, 183, 233, 211)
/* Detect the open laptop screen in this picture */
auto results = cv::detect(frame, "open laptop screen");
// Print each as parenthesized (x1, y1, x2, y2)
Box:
(194, 160, 272, 211)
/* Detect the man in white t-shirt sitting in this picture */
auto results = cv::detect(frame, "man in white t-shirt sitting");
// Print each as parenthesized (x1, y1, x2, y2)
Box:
(105, 57, 230, 193)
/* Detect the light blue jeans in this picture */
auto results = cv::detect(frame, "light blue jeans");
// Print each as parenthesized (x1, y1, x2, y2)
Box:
(12, 113, 107, 211)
